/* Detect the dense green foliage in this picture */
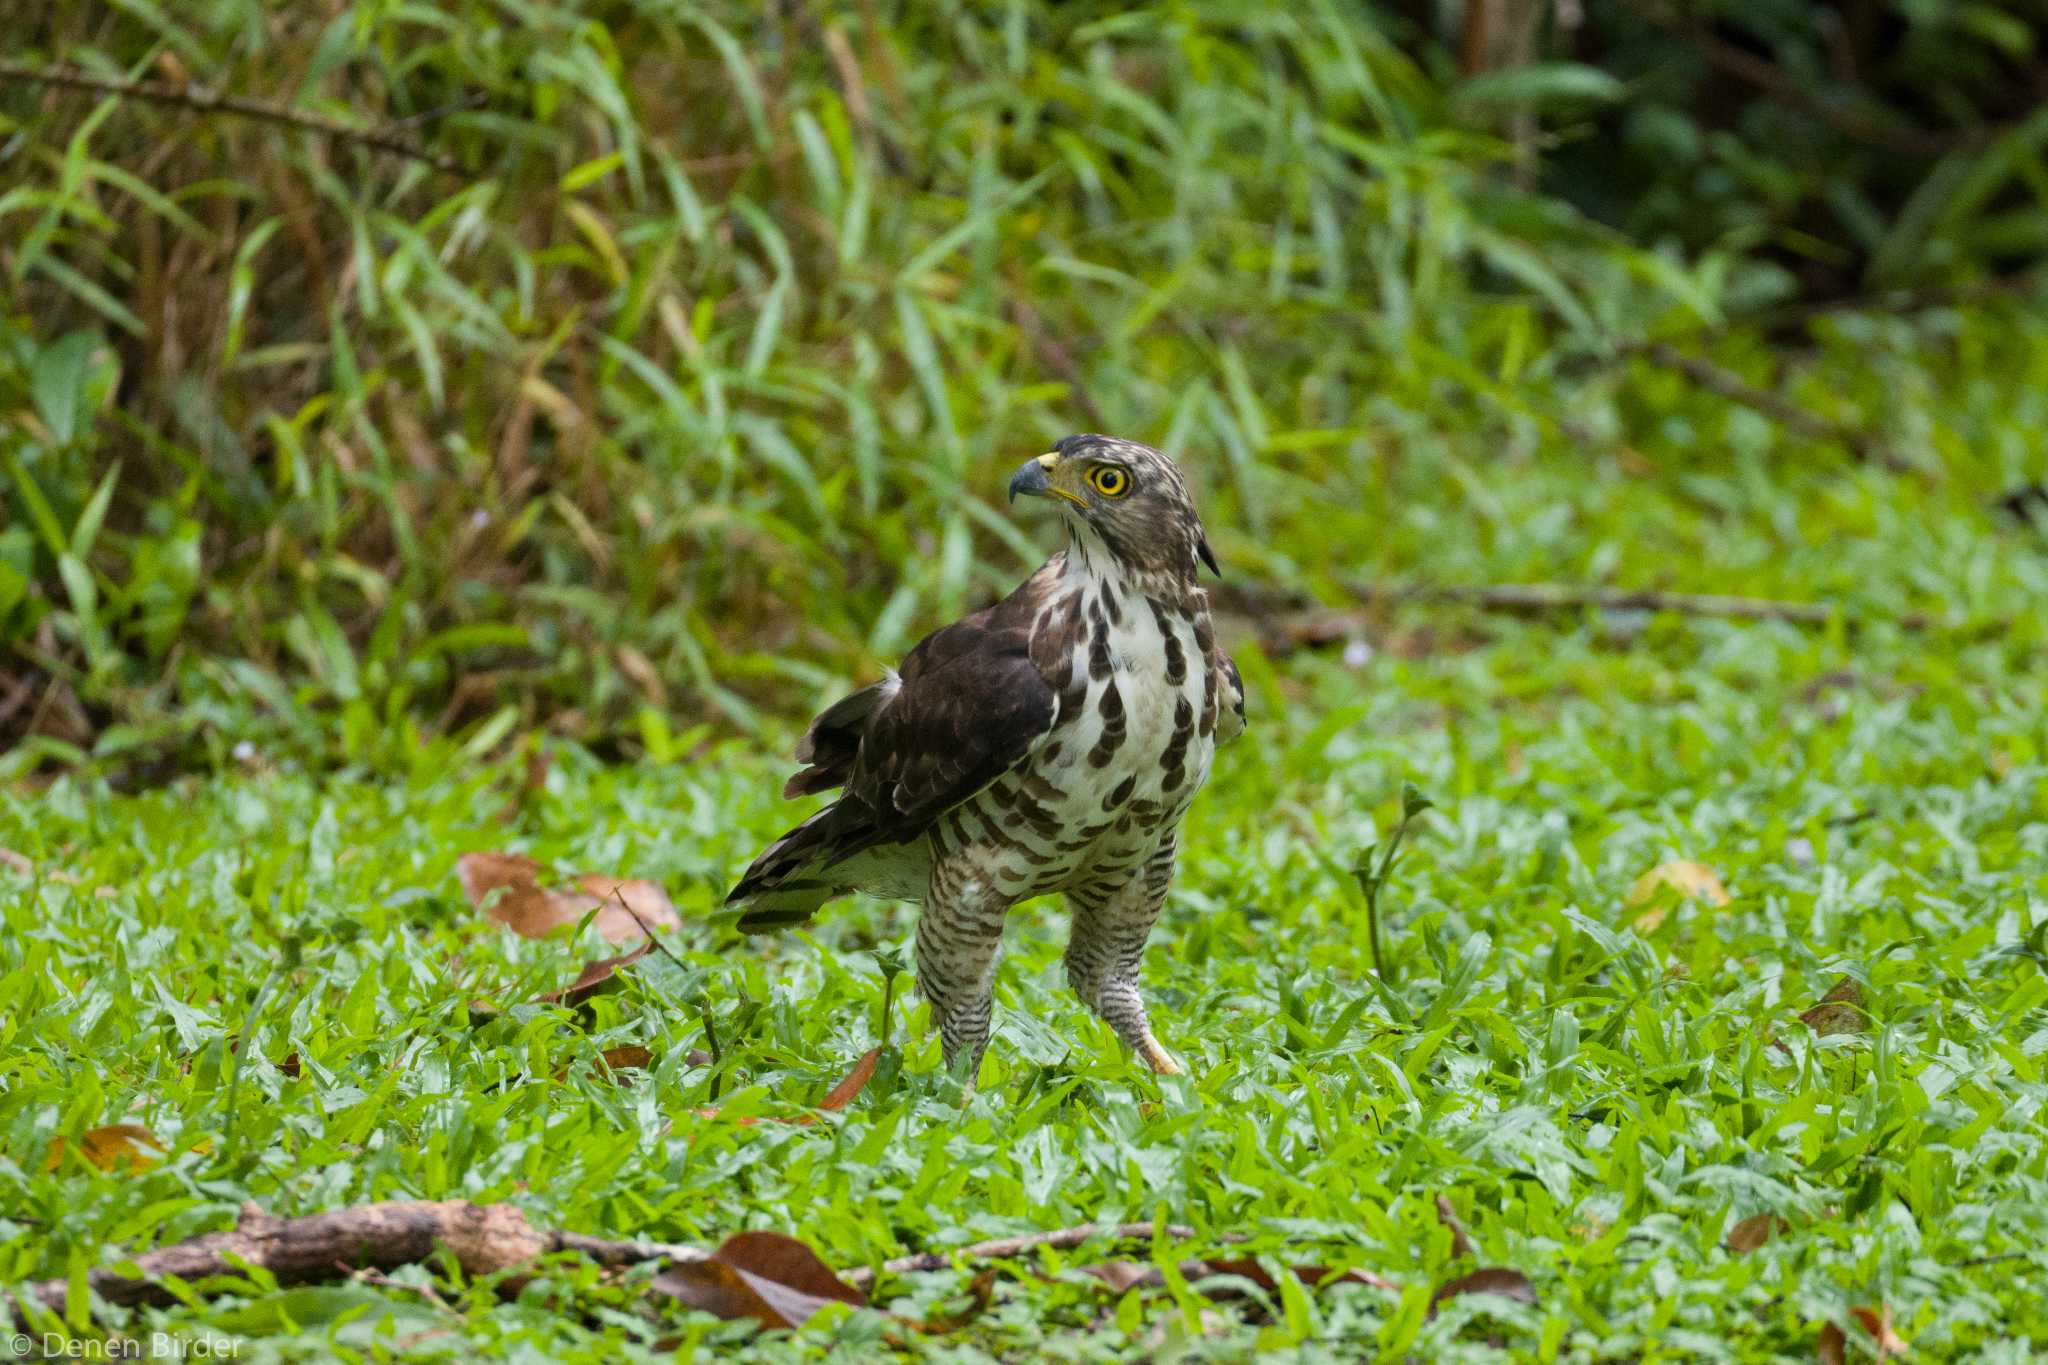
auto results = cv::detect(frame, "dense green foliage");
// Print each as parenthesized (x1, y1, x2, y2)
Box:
(4, 1, 2048, 1359)
(6, 1, 2044, 773)
(6, 548, 2048, 1357)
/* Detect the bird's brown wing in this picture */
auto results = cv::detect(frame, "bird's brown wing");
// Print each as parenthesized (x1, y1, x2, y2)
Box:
(835, 596, 1057, 851)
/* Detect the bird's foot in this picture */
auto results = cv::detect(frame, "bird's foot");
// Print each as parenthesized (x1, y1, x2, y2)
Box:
(1138, 1033, 1183, 1076)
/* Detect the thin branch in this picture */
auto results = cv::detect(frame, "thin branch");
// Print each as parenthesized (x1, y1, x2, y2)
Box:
(1368, 581, 1930, 629)
(0, 60, 462, 174)
(1631, 342, 1901, 467)
(607, 889, 690, 971)
(844, 1221, 1204, 1288)
(1216, 580, 1938, 656)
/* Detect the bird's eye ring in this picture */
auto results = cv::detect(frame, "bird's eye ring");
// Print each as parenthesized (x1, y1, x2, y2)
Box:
(1087, 466, 1130, 498)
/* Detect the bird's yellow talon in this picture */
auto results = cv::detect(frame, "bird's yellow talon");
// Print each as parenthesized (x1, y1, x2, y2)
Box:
(1142, 1039, 1183, 1075)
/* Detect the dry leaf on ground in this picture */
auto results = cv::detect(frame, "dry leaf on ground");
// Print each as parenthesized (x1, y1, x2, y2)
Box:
(598, 1045, 653, 1073)
(536, 941, 654, 1005)
(650, 1231, 866, 1329)
(812, 1047, 881, 1115)
(1818, 1305, 1907, 1363)
(0, 847, 117, 898)
(457, 852, 679, 944)
(696, 1048, 883, 1128)
(915, 1266, 998, 1332)
(1627, 859, 1730, 930)
(1428, 1266, 1537, 1317)
(46, 1124, 166, 1173)
(1800, 977, 1867, 1037)
(1726, 1213, 1789, 1253)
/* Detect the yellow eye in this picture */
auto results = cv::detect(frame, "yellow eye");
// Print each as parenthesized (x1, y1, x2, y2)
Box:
(1087, 465, 1130, 498)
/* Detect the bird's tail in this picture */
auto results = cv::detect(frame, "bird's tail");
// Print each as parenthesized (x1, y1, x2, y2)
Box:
(725, 802, 865, 932)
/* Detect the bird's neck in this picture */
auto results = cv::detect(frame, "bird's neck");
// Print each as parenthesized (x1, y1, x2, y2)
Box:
(1056, 519, 1198, 603)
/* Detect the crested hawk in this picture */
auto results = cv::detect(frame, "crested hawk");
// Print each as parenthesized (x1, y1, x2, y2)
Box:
(726, 435, 1245, 1080)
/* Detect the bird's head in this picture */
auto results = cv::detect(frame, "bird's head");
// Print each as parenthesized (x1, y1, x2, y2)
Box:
(1007, 434, 1219, 580)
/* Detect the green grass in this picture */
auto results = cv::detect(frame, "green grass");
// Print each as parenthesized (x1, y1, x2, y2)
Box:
(6, 2, 2048, 1356)
(6, 395, 2048, 1357)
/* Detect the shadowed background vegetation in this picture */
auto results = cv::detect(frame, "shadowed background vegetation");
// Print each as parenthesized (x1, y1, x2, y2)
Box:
(4, 0, 2045, 778)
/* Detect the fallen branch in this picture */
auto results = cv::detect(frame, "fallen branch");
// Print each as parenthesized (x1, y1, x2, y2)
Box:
(0, 60, 462, 173)
(1633, 343, 1901, 468)
(1217, 580, 1934, 655)
(845, 1221, 1201, 1288)
(1366, 581, 1924, 628)
(10, 1203, 1211, 1322)
(13, 1201, 560, 1318)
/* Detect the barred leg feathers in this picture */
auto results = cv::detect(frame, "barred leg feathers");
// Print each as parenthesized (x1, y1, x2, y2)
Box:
(917, 859, 1012, 1087)
(1064, 838, 1182, 1075)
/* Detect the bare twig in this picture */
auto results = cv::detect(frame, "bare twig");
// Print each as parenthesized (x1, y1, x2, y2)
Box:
(1217, 579, 1937, 656)
(1632, 343, 1901, 467)
(385, 90, 487, 133)
(1369, 581, 1920, 627)
(607, 889, 690, 970)
(0, 60, 462, 173)
(845, 1221, 1205, 1288)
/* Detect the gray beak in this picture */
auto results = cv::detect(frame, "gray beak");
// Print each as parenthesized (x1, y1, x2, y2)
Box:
(1007, 457, 1053, 503)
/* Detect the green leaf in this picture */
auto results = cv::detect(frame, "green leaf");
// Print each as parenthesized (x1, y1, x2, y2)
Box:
(1451, 63, 1624, 115)
(31, 331, 98, 446)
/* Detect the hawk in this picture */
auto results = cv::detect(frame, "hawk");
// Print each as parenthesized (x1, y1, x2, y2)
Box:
(726, 434, 1245, 1080)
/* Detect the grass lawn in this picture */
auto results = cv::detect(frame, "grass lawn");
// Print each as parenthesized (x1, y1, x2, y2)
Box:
(6, 372, 2048, 1360)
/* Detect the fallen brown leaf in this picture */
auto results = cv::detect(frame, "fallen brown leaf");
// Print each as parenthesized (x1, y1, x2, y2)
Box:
(457, 852, 679, 944)
(1847, 1305, 1908, 1359)
(1726, 1213, 1789, 1254)
(650, 1231, 866, 1329)
(1428, 1266, 1537, 1317)
(1800, 977, 1867, 1037)
(0, 847, 116, 898)
(695, 1049, 884, 1128)
(598, 1045, 653, 1075)
(1627, 858, 1730, 931)
(536, 941, 654, 1006)
(812, 1047, 881, 1115)
(915, 1266, 998, 1332)
(46, 1124, 166, 1173)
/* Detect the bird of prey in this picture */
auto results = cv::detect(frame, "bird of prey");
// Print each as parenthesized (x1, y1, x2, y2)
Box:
(726, 434, 1245, 1080)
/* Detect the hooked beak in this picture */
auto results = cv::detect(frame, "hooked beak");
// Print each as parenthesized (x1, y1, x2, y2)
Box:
(1007, 452, 1058, 503)
(1008, 452, 1083, 506)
